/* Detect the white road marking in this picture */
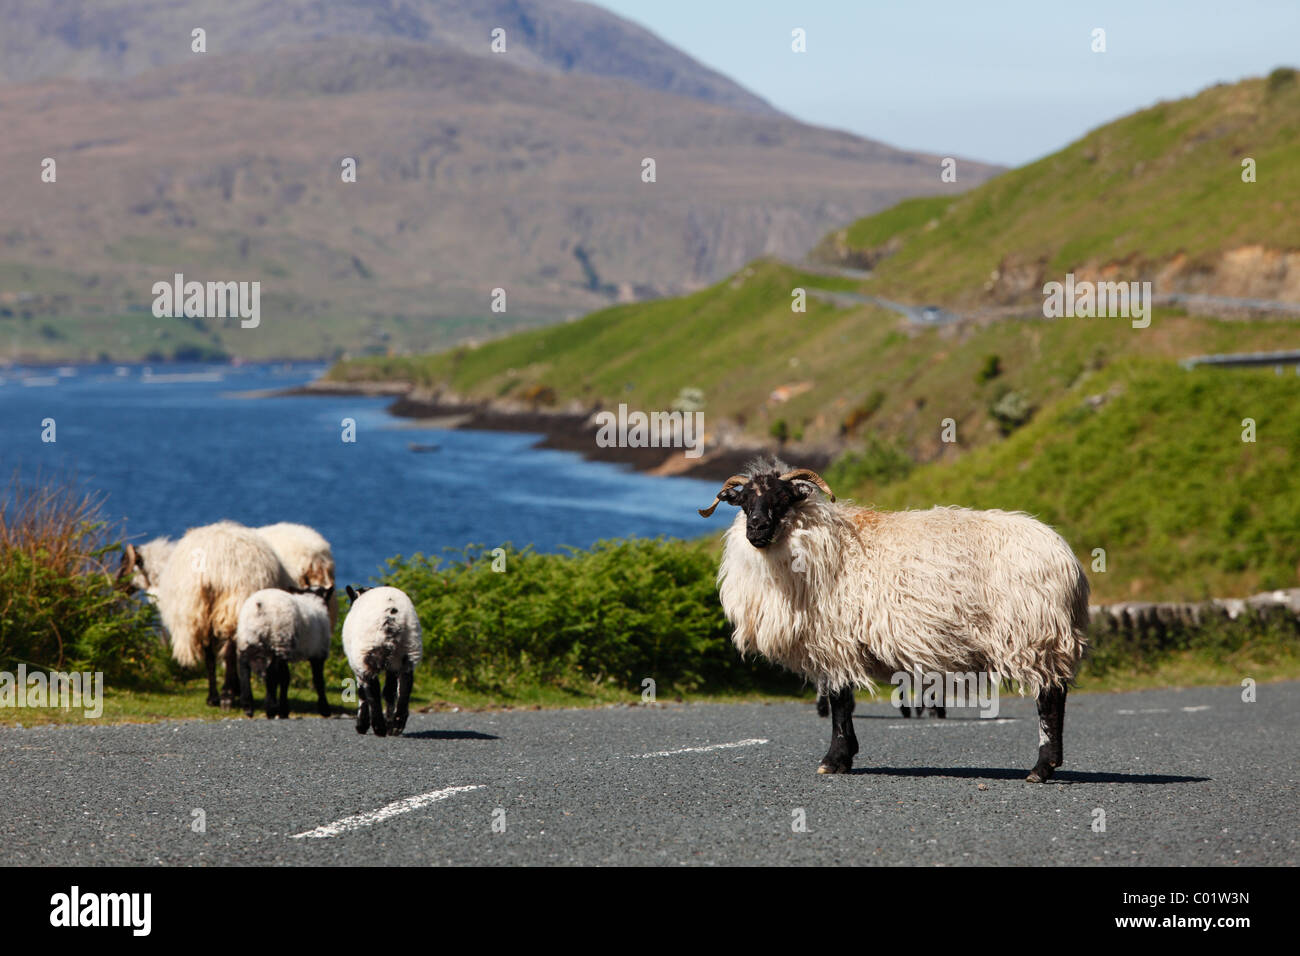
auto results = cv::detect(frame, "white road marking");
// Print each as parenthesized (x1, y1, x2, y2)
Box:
(628, 738, 768, 759)
(1182, 705, 1212, 712)
(291, 785, 484, 839)
(888, 717, 1017, 728)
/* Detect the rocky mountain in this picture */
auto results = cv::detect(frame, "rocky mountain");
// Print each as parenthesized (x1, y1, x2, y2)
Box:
(0, 1, 1000, 360)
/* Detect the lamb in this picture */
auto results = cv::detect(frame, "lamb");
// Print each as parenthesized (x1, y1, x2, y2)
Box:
(341, 585, 422, 737)
(699, 459, 1089, 782)
(235, 586, 333, 719)
(255, 522, 338, 627)
(121, 521, 296, 707)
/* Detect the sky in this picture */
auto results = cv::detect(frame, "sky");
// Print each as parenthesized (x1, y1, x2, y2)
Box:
(592, 0, 1300, 167)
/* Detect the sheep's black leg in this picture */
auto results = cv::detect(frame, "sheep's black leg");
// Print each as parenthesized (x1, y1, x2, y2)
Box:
(355, 687, 371, 735)
(383, 670, 398, 723)
(310, 658, 330, 717)
(817, 687, 858, 774)
(1027, 685, 1066, 783)
(237, 653, 254, 717)
(277, 660, 291, 719)
(365, 676, 387, 737)
(220, 639, 239, 710)
(204, 643, 220, 707)
(264, 660, 279, 719)
(391, 665, 414, 736)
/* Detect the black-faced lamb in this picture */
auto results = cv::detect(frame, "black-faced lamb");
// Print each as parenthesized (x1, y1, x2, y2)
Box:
(342, 585, 422, 737)
(700, 459, 1089, 782)
(235, 585, 334, 719)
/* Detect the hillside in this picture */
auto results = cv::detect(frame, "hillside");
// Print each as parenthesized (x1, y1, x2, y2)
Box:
(812, 69, 1300, 308)
(324, 72, 1300, 600)
(0, 1, 1000, 363)
(870, 359, 1300, 603)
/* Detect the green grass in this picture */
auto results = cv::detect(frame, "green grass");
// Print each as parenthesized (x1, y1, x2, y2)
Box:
(818, 73, 1300, 305)
(863, 359, 1300, 603)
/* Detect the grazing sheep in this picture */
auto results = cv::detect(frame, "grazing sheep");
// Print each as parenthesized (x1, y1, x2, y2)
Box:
(255, 522, 338, 627)
(125, 521, 296, 708)
(700, 459, 1089, 782)
(235, 586, 333, 719)
(119, 537, 176, 600)
(342, 585, 422, 737)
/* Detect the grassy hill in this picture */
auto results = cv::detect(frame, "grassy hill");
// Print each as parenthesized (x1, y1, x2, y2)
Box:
(326, 72, 1300, 601)
(813, 68, 1300, 307)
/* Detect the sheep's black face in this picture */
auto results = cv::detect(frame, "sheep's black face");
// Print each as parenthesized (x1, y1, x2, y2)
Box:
(721, 473, 807, 549)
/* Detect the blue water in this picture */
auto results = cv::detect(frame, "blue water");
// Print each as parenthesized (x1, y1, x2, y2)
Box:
(0, 363, 727, 585)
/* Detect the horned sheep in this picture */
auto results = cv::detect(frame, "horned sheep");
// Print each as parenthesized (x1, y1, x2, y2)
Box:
(235, 585, 334, 719)
(342, 585, 423, 737)
(700, 459, 1090, 782)
(121, 521, 296, 707)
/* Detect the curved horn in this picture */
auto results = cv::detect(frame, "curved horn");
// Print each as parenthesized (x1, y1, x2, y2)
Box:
(698, 475, 749, 518)
(780, 468, 836, 502)
(117, 542, 138, 581)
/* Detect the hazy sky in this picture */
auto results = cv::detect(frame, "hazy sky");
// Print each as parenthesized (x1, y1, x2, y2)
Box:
(593, 0, 1299, 166)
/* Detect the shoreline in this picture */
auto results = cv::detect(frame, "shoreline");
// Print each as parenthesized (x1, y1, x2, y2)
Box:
(288, 380, 833, 482)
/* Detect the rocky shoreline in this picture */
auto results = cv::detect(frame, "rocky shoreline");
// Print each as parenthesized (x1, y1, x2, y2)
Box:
(289, 380, 832, 481)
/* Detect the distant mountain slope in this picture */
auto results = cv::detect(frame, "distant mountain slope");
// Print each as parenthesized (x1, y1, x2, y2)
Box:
(0, 33, 998, 361)
(321, 73, 1300, 453)
(0, 0, 777, 115)
(812, 69, 1300, 307)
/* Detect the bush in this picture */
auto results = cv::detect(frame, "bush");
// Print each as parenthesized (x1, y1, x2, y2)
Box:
(0, 477, 168, 687)
(825, 435, 913, 491)
(371, 539, 798, 696)
(989, 388, 1034, 434)
(1267, 66, 1296, 93)
(976, 354, 1002, 384)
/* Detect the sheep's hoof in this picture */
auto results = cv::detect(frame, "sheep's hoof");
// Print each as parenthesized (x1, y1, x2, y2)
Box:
(242, 708, 254, 718)
(206, 695, 221, 707)
(318, 705, 331, 718)
(1025, 765, 1054, 783)
(817, 760, 852, 775)
(219, 698, 232, 712)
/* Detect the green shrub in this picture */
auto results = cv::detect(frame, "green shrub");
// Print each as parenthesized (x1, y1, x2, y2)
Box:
(825, 434, 913, 492)
(367, 539, 798, 697)
(0, 478, 168, 687)
(976, 354, 1002, 384)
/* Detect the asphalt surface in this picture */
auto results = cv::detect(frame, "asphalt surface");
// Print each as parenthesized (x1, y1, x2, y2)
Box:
(2, 682, 1295, 865)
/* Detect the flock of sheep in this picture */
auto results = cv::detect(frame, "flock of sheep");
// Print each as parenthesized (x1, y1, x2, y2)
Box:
(120, 457, 1092, 779)
(119, 521, 421, 736)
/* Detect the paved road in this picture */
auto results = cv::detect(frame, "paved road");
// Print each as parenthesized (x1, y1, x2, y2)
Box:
(2, 682, 1294, 865)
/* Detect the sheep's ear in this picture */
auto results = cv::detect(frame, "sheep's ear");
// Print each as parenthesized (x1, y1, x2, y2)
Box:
(346, 585, 358, 602)
(323, 585, 335, 603)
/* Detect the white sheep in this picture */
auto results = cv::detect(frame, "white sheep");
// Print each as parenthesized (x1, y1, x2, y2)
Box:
(342, 585, 422, 737)
(700, 459, 1090, 782)
(255, 522, 338, 627)
(120, 537, 176, 600)
(124, 521, 296, 708)
(235, 586, 334, 719)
